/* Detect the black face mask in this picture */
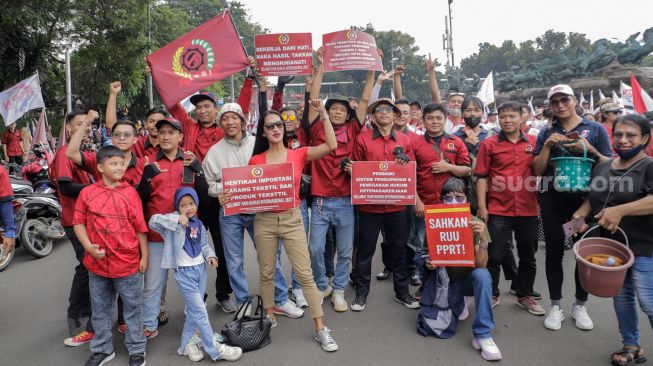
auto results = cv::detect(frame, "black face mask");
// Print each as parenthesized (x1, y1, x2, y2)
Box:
(464, 116, 483, 128)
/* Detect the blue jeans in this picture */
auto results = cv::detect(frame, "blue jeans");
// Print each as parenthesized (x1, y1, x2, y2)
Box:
(175, 263, 221, 360)
(143, 242, 168, 331)
(89, 272, 146, 355)
(414, 215, 428, 278)
(309, 196, 354, 291)
(219, 208, 289, 305)
(449, 268, 495, 339)
(614, 256, 653, 347)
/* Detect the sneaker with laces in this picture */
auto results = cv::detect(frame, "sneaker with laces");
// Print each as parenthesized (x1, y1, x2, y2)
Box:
(331, 289, 348, 312)
(65, 330, 94, 347)
(394, 293, 420, 309)
(291, 288, 309, 308)
(314, 326, 338, 352)
(117, 323, 126, 334)
(544, 305, 565, 330)
(376, 268, 390, 280)
(517, 296, 546, 316)
(182, 341, 204, 362)
(472, 337, 503, 361)
(320, 285, 333, 299)
(84, 352, 115, 366)
(273, 300, 304, 318)
(267, 315, 278, 328)
(571, 304, 594, 330)
(410, 274, 422, 287)
(218, 297, 237, 314)
(491, 296, 500, 308)
(216, 343, 243, 361)
(128, 353, 146, 366)
(350, 295, 367, 312)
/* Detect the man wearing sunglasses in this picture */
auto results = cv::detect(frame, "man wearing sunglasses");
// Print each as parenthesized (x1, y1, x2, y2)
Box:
(532, 84, 613, 332)
(600, 103, 623, 152)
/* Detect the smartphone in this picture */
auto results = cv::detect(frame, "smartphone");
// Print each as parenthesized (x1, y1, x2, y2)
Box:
(562, 217, 585, 237)
(182, 166, 195, 184)
(566, 131, 580, 140)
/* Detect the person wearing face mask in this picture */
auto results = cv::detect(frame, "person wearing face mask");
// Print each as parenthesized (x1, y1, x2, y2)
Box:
(454, 96, 491, 156)
(571, 114, 653, 366)
(532, 84, 613, 332)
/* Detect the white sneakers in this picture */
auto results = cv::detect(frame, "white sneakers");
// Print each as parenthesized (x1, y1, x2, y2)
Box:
(273, 300, 304, 319)
(331, 289, 348, 312)
(292, 288, 309, 308)
(544, 304, 593, 331)
(182, 340, 204, 362)
(571, 304, 594, 330)
(320, 285, 333, 299)
(216, 343, 243, 361)
(472, 337, 502, 361)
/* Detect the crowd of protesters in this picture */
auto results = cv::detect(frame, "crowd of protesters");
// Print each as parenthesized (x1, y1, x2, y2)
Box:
(1, 48, 653, 366)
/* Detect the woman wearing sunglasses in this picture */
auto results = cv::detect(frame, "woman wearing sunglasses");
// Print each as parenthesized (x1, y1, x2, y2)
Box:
(532, 84, 613, 332)
(248, 100, 339, 352)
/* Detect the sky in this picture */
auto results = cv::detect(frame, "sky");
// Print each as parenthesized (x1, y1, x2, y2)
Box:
(238, 0, 652, 72)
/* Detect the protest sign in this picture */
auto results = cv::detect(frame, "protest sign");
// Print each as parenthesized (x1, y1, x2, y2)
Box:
(424, 204, 476, 267)
(222, 163, 295, 215)
(255, 33, 313, 76)
(351, 161, 416, 205)
(322, 30, 383, 72)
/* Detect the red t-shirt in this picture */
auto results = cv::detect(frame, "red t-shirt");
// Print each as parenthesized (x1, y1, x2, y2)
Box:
(73, 181, 148, 278)
(132, 135, 158, 159)
(474, 132, 539, 217)
(50, 146, 92, 227)
(310, 117, 361, 197)
(353, 128, 415, 214)
(249, 147, 308, 211)
(412, 133, 471, 205)
(80, 151, 144, 187)
(0, 166, 14, 200)
(169, 103, 225, 162)
(2, 130, 22, 157)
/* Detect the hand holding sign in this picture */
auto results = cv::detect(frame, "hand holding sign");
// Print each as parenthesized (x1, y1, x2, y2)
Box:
(322, 30, 383, 72)
(425, 204, 476, 267)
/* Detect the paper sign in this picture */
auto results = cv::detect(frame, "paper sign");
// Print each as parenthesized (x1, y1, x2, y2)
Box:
(424, 204, 476, 267)
(222, 163, 295, 215)
(255, 33, 313, 76)
(322, 30, 383, 72)
(351, 161, 416, 205)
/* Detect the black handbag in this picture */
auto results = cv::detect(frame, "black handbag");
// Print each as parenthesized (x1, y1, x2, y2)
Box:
(220, 295, 272, 352)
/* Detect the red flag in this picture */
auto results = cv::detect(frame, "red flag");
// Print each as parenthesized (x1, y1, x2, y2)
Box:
(146, 11, 249, 108)
(631, 73, 646, 113)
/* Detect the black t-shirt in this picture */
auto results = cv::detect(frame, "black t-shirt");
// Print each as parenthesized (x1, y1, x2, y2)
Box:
(587, 157, 653, 256)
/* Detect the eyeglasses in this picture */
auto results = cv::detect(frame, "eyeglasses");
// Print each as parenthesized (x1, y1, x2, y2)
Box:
(264, 122, 284, 131)
(112, 132, 134, 139)
(549, 96, 572, 107)
(281, 114, 297, 122)
(613, 132, 640, 141)
(443, 195, 467, 204)
(608, 111, 623, 115)
(374, 106, 394, 113)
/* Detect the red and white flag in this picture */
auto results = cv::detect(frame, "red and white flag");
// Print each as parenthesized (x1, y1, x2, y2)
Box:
(0, 73, 45, 126)
(146, 11, 249, 108)
(630, 73, 653, 113)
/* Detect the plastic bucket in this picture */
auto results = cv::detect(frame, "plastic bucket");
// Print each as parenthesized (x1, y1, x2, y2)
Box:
(573, 226, 634, 298)
(551, 140, 595, 192)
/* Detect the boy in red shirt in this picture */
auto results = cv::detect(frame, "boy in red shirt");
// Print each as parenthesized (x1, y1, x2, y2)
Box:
(73, 146, 148, 366)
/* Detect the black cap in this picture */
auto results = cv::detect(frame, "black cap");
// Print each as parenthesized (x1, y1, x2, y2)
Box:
(155, 117, 183, 132)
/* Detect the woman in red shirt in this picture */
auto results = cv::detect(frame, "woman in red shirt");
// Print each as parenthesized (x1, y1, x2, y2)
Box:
(246, 101, 337, 352)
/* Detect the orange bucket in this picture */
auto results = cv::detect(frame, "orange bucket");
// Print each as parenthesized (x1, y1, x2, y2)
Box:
(573, 226, 634, 298)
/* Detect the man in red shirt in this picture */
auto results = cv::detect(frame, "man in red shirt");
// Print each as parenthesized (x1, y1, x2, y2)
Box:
(306, 47, 374, 313)
(2, 123, 24, 165)
(51, 109, 96, 346)
(73, 145, 148, 366)
(136, 117, 208, 336)
(475, 101, 543, 315)
(351, 98, 419, 311)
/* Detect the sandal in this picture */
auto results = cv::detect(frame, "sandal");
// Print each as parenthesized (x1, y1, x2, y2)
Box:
(157, 311, 169, 326)
(612, 346, 647, 366)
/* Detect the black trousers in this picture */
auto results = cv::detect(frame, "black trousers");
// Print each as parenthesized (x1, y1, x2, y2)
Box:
(65, 226, 93, 332)
(540, 191, 588, 302)
(354, 210, 410, 298)
(487, 215, 538, 297)
(199, 197, 232, 301)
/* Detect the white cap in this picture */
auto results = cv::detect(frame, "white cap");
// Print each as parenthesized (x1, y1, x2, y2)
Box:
(547, 84, 574, 100)
(217, 103, 247, 124)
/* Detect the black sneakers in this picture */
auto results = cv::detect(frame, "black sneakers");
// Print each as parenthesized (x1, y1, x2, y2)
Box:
(84, 352, 115, 366)
(394, 293, 420, 309)
(128, 353, 146, 366)
(350, 295, 367, 311)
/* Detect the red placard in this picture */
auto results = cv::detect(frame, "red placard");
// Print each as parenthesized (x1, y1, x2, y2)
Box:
(351, 161, 416, 205)
(222, 163, 295, 216)
(322, 30, 383, 72)
(424, 204, 476, 267)
(254, 33, 313, 76)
